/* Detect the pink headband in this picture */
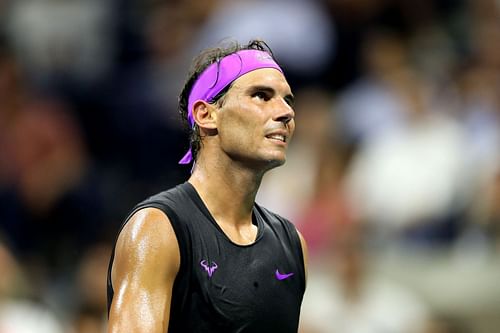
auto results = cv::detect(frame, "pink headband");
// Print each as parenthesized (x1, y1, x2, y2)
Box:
(179, 49, 283, 164)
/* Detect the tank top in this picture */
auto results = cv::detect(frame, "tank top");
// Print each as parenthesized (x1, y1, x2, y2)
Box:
(107, 182, 305, 333)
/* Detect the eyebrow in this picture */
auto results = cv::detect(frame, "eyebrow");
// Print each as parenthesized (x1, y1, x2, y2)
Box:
(247, 85, 295, 106)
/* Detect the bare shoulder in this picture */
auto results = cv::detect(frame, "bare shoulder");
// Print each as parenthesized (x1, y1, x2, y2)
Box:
(109, 207, 180, 332)
(112, 207, 180, 282)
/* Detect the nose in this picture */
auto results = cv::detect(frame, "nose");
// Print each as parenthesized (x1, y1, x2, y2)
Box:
(273, 98, 295, 125)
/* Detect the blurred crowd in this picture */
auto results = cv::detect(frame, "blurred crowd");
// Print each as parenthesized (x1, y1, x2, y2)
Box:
(0, 0, 499, 332)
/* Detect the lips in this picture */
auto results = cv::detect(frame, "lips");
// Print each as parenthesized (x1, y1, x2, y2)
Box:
(265, 131, 288, 143)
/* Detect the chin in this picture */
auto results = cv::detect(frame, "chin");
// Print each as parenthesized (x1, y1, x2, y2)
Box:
(236, 150, 287, 170)
(263, 156, 287, 170)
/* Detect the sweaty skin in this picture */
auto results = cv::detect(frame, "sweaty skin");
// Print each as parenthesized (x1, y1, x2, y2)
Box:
(108, 67, 308, 332)
(108, 208, 180, 333)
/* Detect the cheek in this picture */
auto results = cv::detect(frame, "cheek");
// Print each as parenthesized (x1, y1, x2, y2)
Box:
(217, 113, 249, 149)
(221, 116, 260, 145)
(219, 102, 261, 137)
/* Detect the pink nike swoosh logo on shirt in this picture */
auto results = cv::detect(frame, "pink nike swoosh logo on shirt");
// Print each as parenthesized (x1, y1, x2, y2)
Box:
(275, 269, 294, 280)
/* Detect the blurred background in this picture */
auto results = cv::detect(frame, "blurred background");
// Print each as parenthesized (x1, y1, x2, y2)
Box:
(0, 0, 499, 332)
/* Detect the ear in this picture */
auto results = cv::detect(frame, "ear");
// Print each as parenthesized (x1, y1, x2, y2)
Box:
(192, 100, 217, 131)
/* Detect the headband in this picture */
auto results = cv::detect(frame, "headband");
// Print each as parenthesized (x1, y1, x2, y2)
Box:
(179, 49, 283, 164)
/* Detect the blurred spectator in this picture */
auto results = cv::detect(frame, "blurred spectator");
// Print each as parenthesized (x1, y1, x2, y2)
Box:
(335, 29, 411, 145)
(0, 94, 99, 252)
(341, 30, 472, 248)
(457, 18, 500, 173)
(288, 86, 357, 257)
(191, 0, 336, 86)
(299, 231, 430, 333)
(0, 41, 105, 274)
(424, 314, 470, 333)
(4, 0, 115, 87)
(87, 0, 206, 199)
(0, 237, 65, 333)
(143, 0, 218, 113)
(70, 243, 111, 333)
(464, 166, 500, 254)
(295, 139, 356, 259)
(10, 100, 87, 215)
(0, 41, 21, 187)
(448, 14, 500, 254)
(409, 24, 458, 87)
(0, 236, 27, 300)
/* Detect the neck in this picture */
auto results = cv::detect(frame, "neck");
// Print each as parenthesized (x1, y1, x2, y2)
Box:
(188, 154, 266, 227)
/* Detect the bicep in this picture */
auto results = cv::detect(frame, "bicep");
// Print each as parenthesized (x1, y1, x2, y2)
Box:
(108, 207, 180, 333)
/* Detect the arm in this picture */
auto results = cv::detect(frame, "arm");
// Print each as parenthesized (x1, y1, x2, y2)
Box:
(108, 207, 180, 333)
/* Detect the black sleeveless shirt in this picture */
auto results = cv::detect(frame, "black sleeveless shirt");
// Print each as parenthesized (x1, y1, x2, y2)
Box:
(107, 182, 305, 333)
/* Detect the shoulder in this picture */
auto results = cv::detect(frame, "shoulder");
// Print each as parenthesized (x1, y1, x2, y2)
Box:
(138, 182, 191, 208)
(116, 207, 179, 256)
(112, 207, 180, 283)
(119, 207, 176, 244)
(125, 182, 194, 228)
(108, 207, 180, 331)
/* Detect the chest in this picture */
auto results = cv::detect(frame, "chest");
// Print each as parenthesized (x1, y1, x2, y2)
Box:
(185, 223, 303, 332)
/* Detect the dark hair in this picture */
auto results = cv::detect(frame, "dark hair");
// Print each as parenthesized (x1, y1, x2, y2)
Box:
(178, 39, 279, 162)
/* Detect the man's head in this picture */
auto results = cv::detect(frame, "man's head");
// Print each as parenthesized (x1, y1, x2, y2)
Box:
(179, 39, 295, 168)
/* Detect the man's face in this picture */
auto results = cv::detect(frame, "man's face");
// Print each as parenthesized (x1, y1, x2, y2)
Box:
(215, 68, 295, 169)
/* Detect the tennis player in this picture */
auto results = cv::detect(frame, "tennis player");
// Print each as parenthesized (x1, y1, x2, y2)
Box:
(107, 39, 308, 333)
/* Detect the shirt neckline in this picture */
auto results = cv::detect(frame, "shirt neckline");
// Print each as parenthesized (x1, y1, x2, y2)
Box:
(181, 181, 264, 247)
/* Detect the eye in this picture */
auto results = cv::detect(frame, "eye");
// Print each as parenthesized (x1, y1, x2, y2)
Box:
(252, 91, 270, 101)
(284, 95, 295, 108)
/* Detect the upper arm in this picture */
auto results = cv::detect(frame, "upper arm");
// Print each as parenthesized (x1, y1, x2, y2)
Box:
(296, 230, 309, 286)
(108, 207, 180, 333)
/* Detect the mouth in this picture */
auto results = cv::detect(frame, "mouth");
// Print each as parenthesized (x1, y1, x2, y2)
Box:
(265, 133, 287, 143)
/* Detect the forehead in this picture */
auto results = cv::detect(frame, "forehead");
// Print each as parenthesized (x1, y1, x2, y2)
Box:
(230, 68, 291, 93)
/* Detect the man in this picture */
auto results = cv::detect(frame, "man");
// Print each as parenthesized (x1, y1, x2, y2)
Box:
(107, 39, 308, 333)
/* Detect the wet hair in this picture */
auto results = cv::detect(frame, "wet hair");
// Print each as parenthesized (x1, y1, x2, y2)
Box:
(178, 39, 279, 162)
